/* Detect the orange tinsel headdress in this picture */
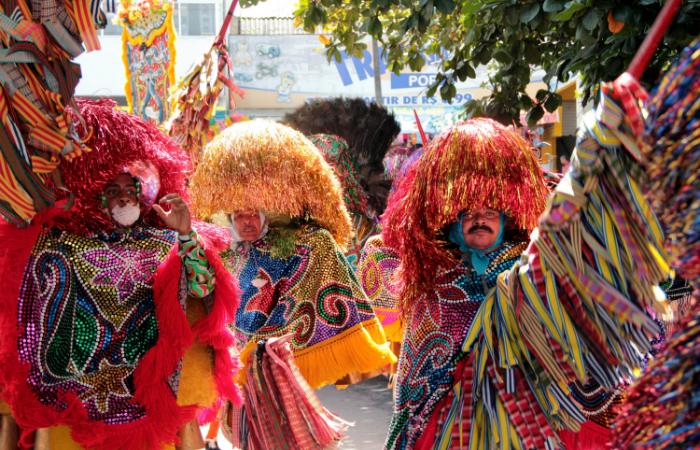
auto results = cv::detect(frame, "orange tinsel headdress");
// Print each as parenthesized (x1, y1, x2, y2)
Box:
(190, 120, 352, 248)
(382, 118, 548, 308)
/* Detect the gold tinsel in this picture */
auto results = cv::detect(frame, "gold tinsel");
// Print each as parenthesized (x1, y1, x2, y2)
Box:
(190, 120, 353, 249)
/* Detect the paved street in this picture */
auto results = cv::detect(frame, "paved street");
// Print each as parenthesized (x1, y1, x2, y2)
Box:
(208, 375, 395, 450)
(316, 376, 395, 450)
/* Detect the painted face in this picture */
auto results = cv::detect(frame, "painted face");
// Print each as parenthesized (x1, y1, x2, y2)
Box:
(461, 208, 501, 251)
(233, 209, 263, 242)
(103, 173, 141, 228)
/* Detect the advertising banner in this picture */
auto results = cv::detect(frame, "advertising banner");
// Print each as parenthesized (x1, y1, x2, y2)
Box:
(228, 35, 548, 132)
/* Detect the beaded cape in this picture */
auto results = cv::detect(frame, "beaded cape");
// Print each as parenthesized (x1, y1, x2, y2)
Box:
(0, 221, 241, 450)
(221, 226, 396, 389)
(20, 228, 176, 421)
(386, 241, 527, 449)
(356, 235, 403, 342)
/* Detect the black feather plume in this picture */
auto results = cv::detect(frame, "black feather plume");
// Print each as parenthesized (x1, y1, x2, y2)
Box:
(283, 97, 401, 214)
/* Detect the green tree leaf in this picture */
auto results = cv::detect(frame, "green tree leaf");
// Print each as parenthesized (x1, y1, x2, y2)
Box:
(527, 105, 545, 126)
(435, 0, 456, 15)
(544, 93, 562, 112)
(543, 0, 568, 13)
(582, 8, 605, 30)
(506, 6, 521, 26)
(612, 4, 631, 23)
(520, 3, 541, 23)
(555, 2, 586, 21)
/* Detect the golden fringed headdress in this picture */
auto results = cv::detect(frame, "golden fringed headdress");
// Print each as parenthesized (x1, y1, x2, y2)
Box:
(190, 120, 352, 247)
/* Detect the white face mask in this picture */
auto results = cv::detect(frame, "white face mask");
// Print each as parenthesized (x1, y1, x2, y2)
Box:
(111, 203, 141, 228)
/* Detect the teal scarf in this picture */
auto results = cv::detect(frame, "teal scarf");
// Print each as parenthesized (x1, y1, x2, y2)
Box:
(448, 211, 504, 275)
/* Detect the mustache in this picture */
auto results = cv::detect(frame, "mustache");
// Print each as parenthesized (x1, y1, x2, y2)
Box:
(467, 224, 493, 234)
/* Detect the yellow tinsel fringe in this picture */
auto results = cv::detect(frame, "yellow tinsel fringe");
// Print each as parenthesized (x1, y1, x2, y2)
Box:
(238, 318, 397, 390)
(379, 316, 405, 343)
(190, 121, 353, 249)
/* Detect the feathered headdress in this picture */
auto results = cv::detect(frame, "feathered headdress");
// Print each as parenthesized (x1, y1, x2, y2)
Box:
(307, 134, 368, 216)
(282, 97, 401, 215)
(53, 99, 193, 236)
(190, 120, 352, 247)
(382, 118, 549, 306)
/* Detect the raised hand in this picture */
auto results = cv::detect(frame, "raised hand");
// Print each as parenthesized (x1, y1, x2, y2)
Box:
(152, 194, 192, 235)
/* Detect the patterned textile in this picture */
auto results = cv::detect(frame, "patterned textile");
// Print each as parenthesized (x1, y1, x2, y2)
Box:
(0, 0, 107, 225)
(569, 379, 624, 429)
(222, 225, 396, 389)
(240, 337, 348, 449)
(386, 241, 527, 450)
(2, 221, 242, 449)
(344, 213, 379, 269)
(18, 227, 176, 423)
(356, 235, 402, 342)
(122, 7, 176, 125)
(178, 229, 216, 298)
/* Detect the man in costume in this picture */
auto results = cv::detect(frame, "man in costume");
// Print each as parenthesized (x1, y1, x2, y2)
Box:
(190, 120, 395, 445)
(191, 120, 395, 388)
(382, 117, 671, 449)
(0, 99, 240, 450)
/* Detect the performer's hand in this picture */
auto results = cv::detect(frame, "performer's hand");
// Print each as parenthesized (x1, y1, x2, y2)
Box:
(153, 194, 192, 235)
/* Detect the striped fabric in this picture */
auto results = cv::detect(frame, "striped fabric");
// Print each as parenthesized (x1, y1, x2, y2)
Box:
(231, 337, 348, 449)
(0, 0, 104, 224)
(73, 0, 100, 51)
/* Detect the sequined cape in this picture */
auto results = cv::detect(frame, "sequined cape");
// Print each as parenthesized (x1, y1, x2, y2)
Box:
(0, 224, 241, 450)
(221, 226, 396, 389)
(356, 235, 403, 342)
(386, 241, 528, 450)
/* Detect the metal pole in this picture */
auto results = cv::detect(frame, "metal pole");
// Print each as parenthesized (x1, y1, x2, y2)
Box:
(372, 39, 383, 106)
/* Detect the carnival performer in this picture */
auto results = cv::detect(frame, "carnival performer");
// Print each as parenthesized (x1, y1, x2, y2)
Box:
(382, 117, 671, 449)
(353, 149, 423, 389)
(0, 99, 241, 450)
(283, 98, 401, 267)
(612, 36, 700, 450)
(190, 120, 395, 446)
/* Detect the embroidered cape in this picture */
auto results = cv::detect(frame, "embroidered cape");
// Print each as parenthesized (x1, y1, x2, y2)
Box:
(222, 225, 396, 389)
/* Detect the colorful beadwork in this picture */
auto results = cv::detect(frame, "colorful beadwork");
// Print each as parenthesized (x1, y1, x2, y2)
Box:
(17, 227, 176, 424)
(356, 235, 402, 341)
(222, 226, 395, 389)
(386, 241, 527, 450)
(569, 379, 624, 429)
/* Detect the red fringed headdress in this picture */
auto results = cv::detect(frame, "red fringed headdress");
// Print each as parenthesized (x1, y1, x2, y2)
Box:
(382, 118, 548, 308)
(52, 99, 184, 229)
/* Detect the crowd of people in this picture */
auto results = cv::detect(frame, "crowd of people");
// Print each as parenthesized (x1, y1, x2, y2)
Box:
(1, 2, 700, 450)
